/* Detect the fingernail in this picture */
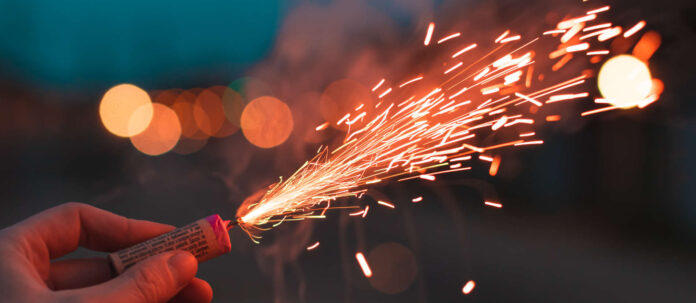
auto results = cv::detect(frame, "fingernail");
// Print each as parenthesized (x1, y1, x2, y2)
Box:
(168, 251, 197, 284)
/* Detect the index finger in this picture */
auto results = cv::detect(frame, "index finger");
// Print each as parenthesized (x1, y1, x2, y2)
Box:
(6, 202, 174, 260)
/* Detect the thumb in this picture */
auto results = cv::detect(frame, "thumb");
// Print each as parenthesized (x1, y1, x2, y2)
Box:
(75, 251, 198, 303)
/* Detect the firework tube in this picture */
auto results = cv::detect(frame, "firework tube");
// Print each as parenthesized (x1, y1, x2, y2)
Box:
(108, 214, 233, 274)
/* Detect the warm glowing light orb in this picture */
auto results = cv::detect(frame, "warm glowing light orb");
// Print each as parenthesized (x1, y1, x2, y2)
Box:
(598, 55, 652, 107)
(241, 96, 294, 148)
(99, 84, 153, 137)
(130, 103, 182, 156)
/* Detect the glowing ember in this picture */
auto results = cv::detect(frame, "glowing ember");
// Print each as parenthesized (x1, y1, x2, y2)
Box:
(484, 201, 503, 208)
(462, 280, 476, 295)
(624, 21, 646, 38)
(306, 242, 320, 251)
(424, 22, 435, 46)
(315, 122, 329, 131)
(412, 196, 423, 203)
(377, 200, 395, 209)
(438, 32, 461, 44)
(489, 156, 501, 176)
(355, 252, 372, 278)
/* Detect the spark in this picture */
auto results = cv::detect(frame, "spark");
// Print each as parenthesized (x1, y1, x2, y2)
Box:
(349, 209, 365, 216)
(514, 92, 543, 107)
(546, 115, 561, 122)
(484, 201, 503, 208)
(514, 140, 544, 146)
(462, 280, 476, 295)
(598, 26, 622, 41)
(450, 155, 472, 162)
(581, 105, 622, 116)
(306, 242, 320, 250)
(558, 14, 596, 29)
(623, 21, 646, 38)
(445, 62, 464, 74)
(561, 23, 584, 43)
(355, 252, 372, 278)
(473, 68, 490, 81)
(379, 88, 393, 98)
(372, 79, 385, 91)
(362, 205, 370, 218)
(438, 32, 461, 44)
(420, 174, 436, 181)
(519, 132, 535, 137)
(315, 122, 329, 131)
(495, 30, 510, 43)
(489, 156, 501, 176)
(583, 23, 611, 32)
(452, 44, 478, 58)
(586, 6, 610, 15)
(566, 43, 590, 53)
(449, 87, 469, 99)
(399, 76, 424, 88)
(547, 92, 589, 103)
(424, 22, 435, 46)
(479, 155, 494, 162)
(587, 50, 610, 55)
(481, 86, 500, 95)
(492, 116, 508, 130)
(377, 200, 395, 208)
(412, 196, 423, 203)
(500, 35, 521, 43)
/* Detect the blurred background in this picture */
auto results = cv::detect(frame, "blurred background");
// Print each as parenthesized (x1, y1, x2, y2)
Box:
(0, 0, 694, 302)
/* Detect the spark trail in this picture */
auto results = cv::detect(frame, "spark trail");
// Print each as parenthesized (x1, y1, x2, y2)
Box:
(235, 3, 660, 241)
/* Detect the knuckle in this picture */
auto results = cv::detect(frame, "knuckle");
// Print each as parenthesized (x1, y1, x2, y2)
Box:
(62, 202, 88, 212)
(132, 264, 171, 301)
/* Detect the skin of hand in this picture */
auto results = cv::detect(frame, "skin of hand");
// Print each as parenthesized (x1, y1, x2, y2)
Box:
(0, 202, 214, 303)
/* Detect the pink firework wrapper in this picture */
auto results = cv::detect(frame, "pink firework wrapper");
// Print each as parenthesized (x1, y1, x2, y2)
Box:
(205, 214, 232, 253)
(108, 214, 232, 274)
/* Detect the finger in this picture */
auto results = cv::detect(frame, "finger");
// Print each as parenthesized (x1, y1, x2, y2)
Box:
(48, 258, 112, 290)
(169, 278, 213, 303)
(10, 202, 174, 260)
(66, 251, 197, 303)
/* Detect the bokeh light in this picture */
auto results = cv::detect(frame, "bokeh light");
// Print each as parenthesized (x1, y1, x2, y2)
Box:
(319, 79, 375, 131)
(193, 88, 227, 136)
(99, 84, 153, 137)
(241, 96, 294, 148)
(207, 86, 239, 137)
(367, 242, 418, 294)
(129, 103, 181, 156)
(221, 87, 246, 127)
(598, 55, 652, 107)
(633, 31, 661, 61)
(153, 89, 182, 106)
(172, 90, 209, 140)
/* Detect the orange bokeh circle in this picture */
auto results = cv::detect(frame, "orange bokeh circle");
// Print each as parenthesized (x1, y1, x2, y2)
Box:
(207, 85, 239, 137)
(99, 83, 153, 137)
(241, 96, 294, 148)
(367, 242, 418, 294)
(130, 103, 182, 156)
(193, 89, 227, 136)
(172, 90, 208, 140)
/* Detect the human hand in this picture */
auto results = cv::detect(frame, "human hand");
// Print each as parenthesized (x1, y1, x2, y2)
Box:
(0, 202, 213, 303)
